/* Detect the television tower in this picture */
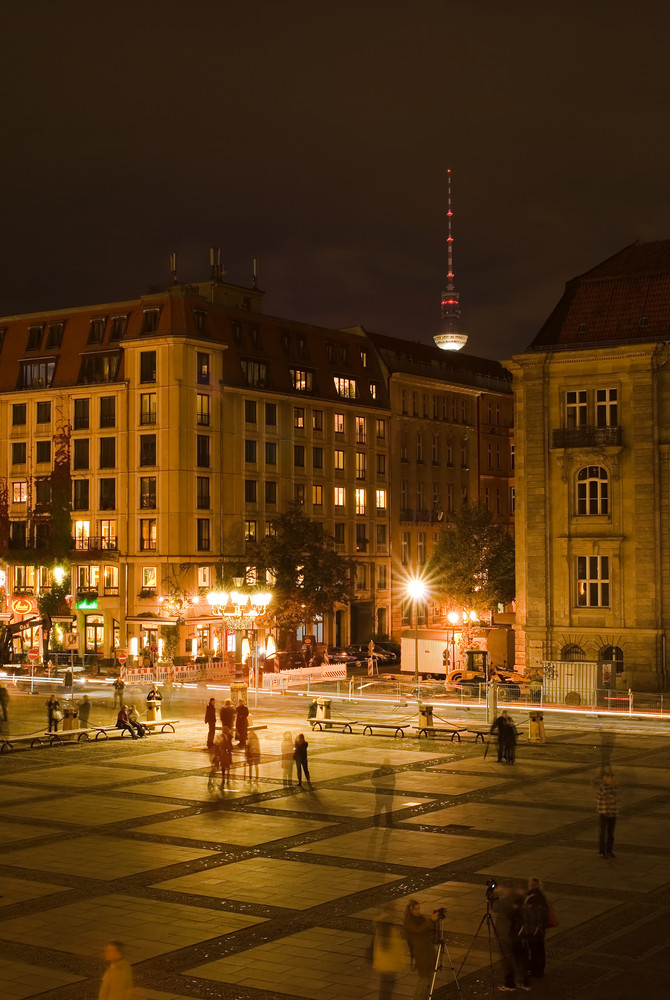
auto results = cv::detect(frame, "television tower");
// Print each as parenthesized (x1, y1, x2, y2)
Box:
(434, 169, 468, 351)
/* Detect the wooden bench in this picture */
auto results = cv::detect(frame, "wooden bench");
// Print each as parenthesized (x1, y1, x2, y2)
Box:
(361, 722, 411, 738)
(77, 719, 179, 741)
(416, 725, 469, 742)
(0, 732, 63, 752)
(309, 719, 358, 733)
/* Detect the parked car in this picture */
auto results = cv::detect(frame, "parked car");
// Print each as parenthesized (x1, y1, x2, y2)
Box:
(326, 647, 359, 666)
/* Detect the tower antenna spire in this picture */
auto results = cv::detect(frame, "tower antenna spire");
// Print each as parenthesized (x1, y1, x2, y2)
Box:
(434, 168, 468, 351)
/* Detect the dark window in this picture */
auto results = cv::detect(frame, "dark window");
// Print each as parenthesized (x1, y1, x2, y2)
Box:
(36, 440, 51, 464)
(141, 309, 160, 334)
(36, 401, 51, 424)
(109, 315, 127, 341)
(356, 523, 367, 552)
(140, 393, 156, 425)
(245, 400, 257, 423)
(334, 522, 345, 545)
(99, 478, 116, 510)
(73, 479, 90, 510)
(139, 518, 157, 550)
(12, 403, 26, 426)
(377, 454, 386, 474)
(244, 480, 257, 503)
(265, 481, 277, 503)
(26, 325, 44, 351)
(100, 396, 116, 428)
(281, 331, 290, 354)
(197, 476, 210, 509)
(265, 441, 277, 465)
(139, 434, 156, 466)
(46, 322, 64, 348)
(313, 447, 323, 469)
(193, 309, 207, 334)
(20, 359, 56, 388)
(245, 440, 257, 463)
(313, 409, 323, 431)
(265, 402, 276, 425)
(196, 435, 210, 468)
(10, 521, 27, 548)
(73, 439, 90, 470)
(74, 398, 90, 429)
(35, 478, 51, 505)
(140, 351, 156, 383)
(78, 353, 119, 384)
(251, 326, 261, 349)
(294, 445, 305, 467)
(197, 352, 210, 384)
(12, 442, 26, 464)
(197, 518, 210, 551)
(140, 477, 156, 509)
(88, 317, 106, 344)
(99, 438, 116, 468)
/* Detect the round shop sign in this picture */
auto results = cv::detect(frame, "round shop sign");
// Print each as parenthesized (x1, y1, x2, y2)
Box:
(12, 596, 36, 615)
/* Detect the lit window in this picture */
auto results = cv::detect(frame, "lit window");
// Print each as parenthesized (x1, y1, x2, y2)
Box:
(355, 487, 366, 514)
(245, 520, 257, 541)
(197, 393, 210, 426)
(140, 393, 156, 425)
(334, 412, 344, 434)
(19, 359, 56, 388)
(294, 407, 305, 429)
(375, 489, 387, 511)
(290, 369, 313, 392)
(369, 382, 378, 399)
(360, 350, 368, 368)
(566, 390, 587, 428)
(312, 485, 323, 506)
(376, 418, 386, 439)
(356, 452, 366, 480)
(142, 566, 157, 589)
(12, 481, 27, 503)
(596, 388, 618, 427)
(140, 519, 157, 551)
(333, 376, 358, 398)
(577, 555, 609, 607)
(355, 416, 366, 442)
(334, 486, 345, 508)
(334, 449, 344, 471)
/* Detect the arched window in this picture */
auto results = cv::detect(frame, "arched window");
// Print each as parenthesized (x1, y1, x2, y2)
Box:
(577, 466, 609, 515)
(561, 643, 585, 661)
(601, 645, 624, 674)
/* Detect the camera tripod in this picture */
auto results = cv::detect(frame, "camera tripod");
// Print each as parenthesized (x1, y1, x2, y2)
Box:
(456, 894, 504, 995)
(427, 912, 462, 1000)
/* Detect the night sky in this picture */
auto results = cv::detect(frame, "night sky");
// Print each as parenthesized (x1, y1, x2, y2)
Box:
(2, 0, 670, 360)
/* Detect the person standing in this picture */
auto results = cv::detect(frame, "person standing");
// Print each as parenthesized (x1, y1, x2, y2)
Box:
(112, 677, 125, 709)
(235, 700, 249, 747)
(78, 694, 91, 729)
(496, 885, 531, 992)
(220, 698, 235, 731)
(523, 876, 550, 978)
(597, 768, 619, 858)
(293, 733, 311, 787)
(204, 697, 217, 748)
(0, 682, 9, 722)
(281, 730, 294, 786)
(219, 726, 233, 788)
(402, 899, 438, 1000)
(46, 694, 61, 732)
(146, 686, 162, 721)
(98, 940, 133, 1000)
(372, 905, 407, 1000)
(490, 710, 516, 764)
(245, 729, 261, 781)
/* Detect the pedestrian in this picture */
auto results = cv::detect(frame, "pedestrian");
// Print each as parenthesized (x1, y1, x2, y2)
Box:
(523, 876, 551, 978)
(220, 698, 235, 730)
(127, 704, 149, 737)
(146, 686, 162, 721)
(78, 694, 91, 729)
(219, 726, 233, 787)
(245, 729, 261, 781)
(371, 758, 394, 826)
(293, 732, 311, 787)
(307, 698, 318, 720)
(204, 697, 217, 748)
(112, 677, 125, 709)
(281, 730, 294, 786)
(98, 940, 133, 1000)
(490, 710, 516, 764)
(402, 899, 438, 1000)
(235, 700, 249, 747)
(0, 682, 9, 722)
(596, 767, 619, 858)
(495, 884, 530, 992)
(116, 705, 139, 739)
(372, 905, 407, 1000)
(46, 694, 62, 732)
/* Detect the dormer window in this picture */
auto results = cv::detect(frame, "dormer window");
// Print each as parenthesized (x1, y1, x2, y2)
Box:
(109, 315, 128, 341)
(46, 322, 65, 349)
(26, 325, 44, 351)
(88, 317, 106, 344)
(141, 308, 161, 334)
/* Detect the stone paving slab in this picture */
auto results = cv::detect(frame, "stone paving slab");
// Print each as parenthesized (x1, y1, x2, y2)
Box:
(487, 778, 658, 808)
(0, 893, 263, 960)
(124, 774, 248, 801)
(157, 857, 400, 908)
(292, 828, 509, 867)
(0, 818, 64, 845)
(2, 792, 186, 826)
(2, 833, 216, 880)
(311, 747, 442, 765)
(118, 750, 213, 769)
(257, 787, 428, 818)
(402, 801, 586, 834)
(252, 759, 373, 781)
(0, 875, 72, 908)
(424, 770, 509, 794)
(2, 762, 160, 788)
(432, 756, 575, 775)
(0, 957, 84, 999)
(353, 769, 505, 795)
(135, 809, 332, 845)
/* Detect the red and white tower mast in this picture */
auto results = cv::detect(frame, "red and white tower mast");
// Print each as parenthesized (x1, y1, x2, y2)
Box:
(434, 168, 468, 351)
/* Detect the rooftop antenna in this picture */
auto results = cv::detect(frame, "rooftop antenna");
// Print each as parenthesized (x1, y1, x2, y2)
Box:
(169, 252, 178, 286)
(252, 256, 258, 290)
(434, 168, 468, 351)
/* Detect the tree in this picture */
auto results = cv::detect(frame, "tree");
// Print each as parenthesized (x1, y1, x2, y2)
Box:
(428, 503, 515, 613)
(246, 503, 354, 645)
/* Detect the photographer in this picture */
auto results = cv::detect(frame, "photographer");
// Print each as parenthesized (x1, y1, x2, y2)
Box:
(403, 899, 440, 1000)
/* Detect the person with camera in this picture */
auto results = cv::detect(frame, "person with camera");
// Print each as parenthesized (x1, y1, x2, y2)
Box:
(495, 884, 531, 992)
(403, 899, 440, 1000)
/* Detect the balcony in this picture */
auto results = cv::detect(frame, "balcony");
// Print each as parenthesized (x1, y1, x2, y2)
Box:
(399, 509, 444, 524)
(71, 536, 118, 552)
(552, 426, 622, 449)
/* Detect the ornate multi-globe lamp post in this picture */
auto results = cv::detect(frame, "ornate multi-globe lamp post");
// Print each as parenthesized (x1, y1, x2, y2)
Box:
(206, 586, 272, 704)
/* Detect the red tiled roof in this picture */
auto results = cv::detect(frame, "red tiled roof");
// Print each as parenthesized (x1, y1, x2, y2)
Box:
(529, 240, 670, 350)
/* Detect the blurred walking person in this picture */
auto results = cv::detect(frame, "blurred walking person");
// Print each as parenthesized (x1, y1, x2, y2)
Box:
(0, 682, 10, 722)
(112, 677, 125, 709)
(204, 696, 217, 749)
(220, 698, 235, 730)
(403, 899, 438, 1000)
(235, 700, 249, 747)
(78, 694, 91, 729)
(98, 940, 132, 1000)
(46, 694, 61, 733)
(281, 730, 294, 786)
(294, 733, 311, 788)
(523, 876, 551, 978)
(220, 726, 234, 788)
(495, 884, 530, 992)
(597, 767, 619, 858)
(371, 759, 395, 826)
(245, 729, 261, 781)
(372, 905, 407, 1000)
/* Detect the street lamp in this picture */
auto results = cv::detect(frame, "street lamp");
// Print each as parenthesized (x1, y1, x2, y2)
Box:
(406, 576, 428, 698)
(207, 587, 272, 704)
(447, 610, 459, 671)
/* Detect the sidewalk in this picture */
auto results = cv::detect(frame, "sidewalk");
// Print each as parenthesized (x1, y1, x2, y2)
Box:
(1, 701, 669, 999)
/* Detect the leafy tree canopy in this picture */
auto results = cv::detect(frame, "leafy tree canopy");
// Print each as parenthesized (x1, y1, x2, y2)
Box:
(246, 503, 354, 639)
(427, 503, 515, 613)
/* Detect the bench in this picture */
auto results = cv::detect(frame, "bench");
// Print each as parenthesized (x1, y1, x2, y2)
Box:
(0, 732, 63, 752)
(309, 719, 358, 733)
(361, 723, 411, 738)
(77, 719, 180, 741)
(416, 725, 469, 742)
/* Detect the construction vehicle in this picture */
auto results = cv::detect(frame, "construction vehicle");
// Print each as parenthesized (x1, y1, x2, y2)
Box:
(0, 614, 52, 664)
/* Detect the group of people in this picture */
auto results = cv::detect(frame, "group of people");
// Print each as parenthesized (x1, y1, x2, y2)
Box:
(490, 709, 518, 763)
(206, 697, 261, 789)
(495, 879, 553, 992)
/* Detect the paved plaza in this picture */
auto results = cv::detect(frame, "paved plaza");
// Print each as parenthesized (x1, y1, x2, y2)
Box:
(1, 698, 670, 999)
